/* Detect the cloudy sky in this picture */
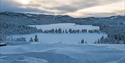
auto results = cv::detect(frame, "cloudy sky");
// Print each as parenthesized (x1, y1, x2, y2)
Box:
(0, 0, 125, 17)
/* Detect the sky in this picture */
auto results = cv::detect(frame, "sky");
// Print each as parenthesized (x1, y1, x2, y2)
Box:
(0, 0, 125, 17)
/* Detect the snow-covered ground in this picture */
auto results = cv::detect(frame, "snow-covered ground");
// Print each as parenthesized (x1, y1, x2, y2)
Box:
(29, 23, 100, 31)
(10, 33, 107, 44)
(8, 23, 107, 44)
(0, 43, 125, 63)
(1, 23, 124, 63)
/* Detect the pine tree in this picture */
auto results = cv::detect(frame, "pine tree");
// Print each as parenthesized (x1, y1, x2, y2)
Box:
(34, 35, 39, 42)
(100, 36, 104, 40)
(58, 28, 62, 33)
(85, 41, 87, 44)
(29, 37, 33, 42)
(81, 39, 85, 44)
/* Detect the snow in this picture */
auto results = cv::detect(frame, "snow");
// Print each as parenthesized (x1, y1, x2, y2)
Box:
(0, 59, 9, 63)
(11, 33, 107, 44)
(14, 57, 48, 63)
(0, 43, 125, 63)
(9, 23, 106, 44)
(0, 46, 29, 54)
(0, 55, 48, 63)
(1, 23, 124, 63)
(91, 44, 125, 51)
(29, 23, 100, 31)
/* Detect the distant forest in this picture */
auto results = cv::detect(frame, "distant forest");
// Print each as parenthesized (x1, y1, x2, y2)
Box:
(0, 12, 125, 44)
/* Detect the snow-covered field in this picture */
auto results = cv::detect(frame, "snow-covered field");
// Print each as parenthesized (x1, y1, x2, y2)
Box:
(1, 23, 124, 63)
(10, 23, 106, 44)
(11, 33, 106, 44)
(0, 43, 125, 63)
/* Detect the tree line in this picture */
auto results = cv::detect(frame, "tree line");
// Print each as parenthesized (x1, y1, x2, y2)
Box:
(38, 28, 100, 33)
(94, 34, 125, 44)
(99, 25, 125, 44)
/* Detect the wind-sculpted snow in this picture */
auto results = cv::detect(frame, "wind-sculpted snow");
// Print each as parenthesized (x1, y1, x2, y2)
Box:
(0, 43, 125, 63)
(0, 56, 48, 63)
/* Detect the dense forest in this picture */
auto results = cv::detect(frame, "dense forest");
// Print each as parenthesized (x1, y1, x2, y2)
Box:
(0, 21, 38, 44)
(98, 25, 125, 44)
(0, 22, 38, 35)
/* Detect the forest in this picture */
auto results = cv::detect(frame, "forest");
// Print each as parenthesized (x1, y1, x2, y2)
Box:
(0, 12, 125, 45)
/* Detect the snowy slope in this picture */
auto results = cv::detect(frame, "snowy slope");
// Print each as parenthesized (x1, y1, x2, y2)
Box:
(0, 43, 125, 63)
(11, 33, 106, 44)
(0, 56, 48, 63)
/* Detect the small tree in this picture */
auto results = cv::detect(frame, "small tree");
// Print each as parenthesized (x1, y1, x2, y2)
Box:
(81, 39, 85, 44)
(85, 41, 87, 44)
(29, 37, 33, 42)
(100, 36, 104, 41)
(34, 35, 39, 42)
(0, 34, 7, 46)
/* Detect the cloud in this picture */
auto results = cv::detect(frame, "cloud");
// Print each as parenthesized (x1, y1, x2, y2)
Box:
(0, 0, 48, 13)
(0, 0, 124, 17)
(66, 1, 125, 17)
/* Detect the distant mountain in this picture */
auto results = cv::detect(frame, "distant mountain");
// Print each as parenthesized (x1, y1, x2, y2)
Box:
(0, 12, 125, 25)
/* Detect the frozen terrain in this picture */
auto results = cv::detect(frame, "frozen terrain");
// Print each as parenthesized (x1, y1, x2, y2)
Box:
(0, 43, 125, 63)
(10, 23, 106, 44)
(11, 33, 106, 44)
(1, 23, 124, 63)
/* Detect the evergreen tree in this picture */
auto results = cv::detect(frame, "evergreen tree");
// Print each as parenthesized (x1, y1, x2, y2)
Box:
(100, 36, 104, 40)
(34, 35, 39, 42)
(0, 34, 7, 46)
(55, 29, 58, 33)
(69, 29, 73, 33)
(85, 41, 87, 44)
(65, 30, 68, 33)
(58, 28, 62, 33)
(81, 39, 85, 44)
(81, 29, 87, 33)
(29, 37, 33, 42)
(97, 39, 100, 44)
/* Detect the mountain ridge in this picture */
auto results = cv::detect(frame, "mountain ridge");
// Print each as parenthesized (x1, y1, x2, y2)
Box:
(0, 11, 125, 25)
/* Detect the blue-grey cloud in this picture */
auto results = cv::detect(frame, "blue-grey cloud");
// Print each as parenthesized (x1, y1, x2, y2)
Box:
(0, 0, 124, 17)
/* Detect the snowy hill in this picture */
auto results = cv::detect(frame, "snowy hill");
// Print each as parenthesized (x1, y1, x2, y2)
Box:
(0, 12, 125, 25)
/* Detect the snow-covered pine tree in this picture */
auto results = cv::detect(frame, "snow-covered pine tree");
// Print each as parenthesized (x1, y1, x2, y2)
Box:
(29, 37, 33, 42)
(34, 35, 39, 42)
